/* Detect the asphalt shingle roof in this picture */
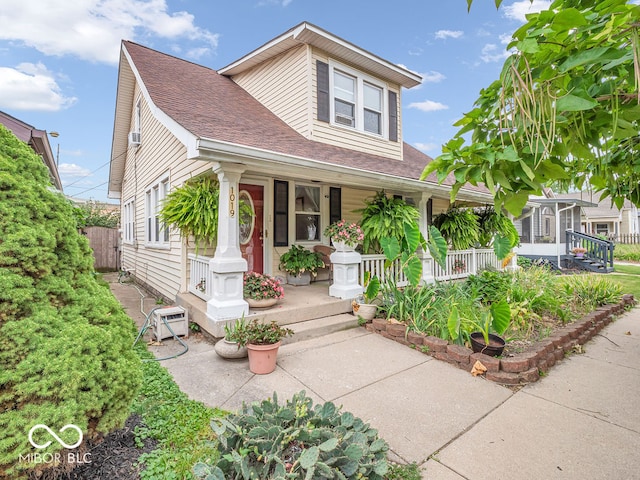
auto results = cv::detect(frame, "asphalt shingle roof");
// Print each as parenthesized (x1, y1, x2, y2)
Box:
(124, 41, 488, 195)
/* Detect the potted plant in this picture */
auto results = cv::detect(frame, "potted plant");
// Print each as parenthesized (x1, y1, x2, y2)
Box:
(469, 299, 511, 357)
(226, 319, 293, 374)
(571, 246, 587, 258)
(352, 272, 380, 321)
(324, 219, 364, 252)
(243, 271, 284, 308)
(279, 245, 325, 286)
(214, 318, 249, 360)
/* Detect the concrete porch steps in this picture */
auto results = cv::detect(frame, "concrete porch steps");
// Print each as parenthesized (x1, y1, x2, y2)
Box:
(176, 281, 354, 338)
(283, 313, 360, 345)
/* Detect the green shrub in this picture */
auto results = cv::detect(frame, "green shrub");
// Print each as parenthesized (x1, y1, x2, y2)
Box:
(466, 268, 512, 305)
(194, 391, 389, 480)
(0, 125, 142, 478)
(562, 275, 623, 308)
(614, 244, 640, 262)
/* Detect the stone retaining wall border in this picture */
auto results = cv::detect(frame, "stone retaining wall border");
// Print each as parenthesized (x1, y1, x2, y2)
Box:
(364, 294, 636, 386)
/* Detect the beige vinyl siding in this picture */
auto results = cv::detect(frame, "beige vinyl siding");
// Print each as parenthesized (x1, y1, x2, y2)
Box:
(232, 45, 310, 137)
(431, 197, 451, 216)
(310, 49, 403, 161)
(120, 85, 213, 300)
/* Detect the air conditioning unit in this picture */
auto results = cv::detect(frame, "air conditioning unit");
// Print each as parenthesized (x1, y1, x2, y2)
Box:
(128, 131, 141, 146)
(335, 114, 354, 127)
(152, 306, 188, 341)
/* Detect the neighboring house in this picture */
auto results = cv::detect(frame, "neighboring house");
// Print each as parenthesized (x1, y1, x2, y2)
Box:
(107, 22, 495, 334)
(0, 110, 63, 191)
(516, 189, 614, 272)
(553, 192, 639, 238)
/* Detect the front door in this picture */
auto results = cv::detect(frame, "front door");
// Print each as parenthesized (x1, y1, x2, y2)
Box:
(239, 184, 264, 274)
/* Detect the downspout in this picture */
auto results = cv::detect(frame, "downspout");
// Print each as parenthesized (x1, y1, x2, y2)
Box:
(556, 203, 576, 268)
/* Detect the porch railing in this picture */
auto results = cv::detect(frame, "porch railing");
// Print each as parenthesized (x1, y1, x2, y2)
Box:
(566, 231, 614, 270)
(189, 248, 504, 303)
(360, 248, 502, 285)
(188, 253, 212, 301)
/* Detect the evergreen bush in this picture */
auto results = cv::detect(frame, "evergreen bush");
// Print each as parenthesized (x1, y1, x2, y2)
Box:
(0, 125, 141, 478)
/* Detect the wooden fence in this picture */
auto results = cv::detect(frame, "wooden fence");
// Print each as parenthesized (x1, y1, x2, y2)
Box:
(83, 226, 120, 271)
(608, 233, 640, 245)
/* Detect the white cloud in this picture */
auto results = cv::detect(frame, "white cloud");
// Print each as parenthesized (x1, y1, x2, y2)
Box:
(480, 43, 510, 63)
(503, 0, 552, 22)
(0, 63, 77, 111)
(435, 30, 464, 40)
(257, 0, 294, 6)
(421, 71, 446, 83)
(414, 142, 439, 153)
(408, 100, 449, 112)
(0, 0, 220, 64)
(58, 163, 92, 177)
(499, 33, 514, 45)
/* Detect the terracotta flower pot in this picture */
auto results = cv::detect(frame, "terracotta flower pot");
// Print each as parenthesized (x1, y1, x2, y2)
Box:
(247, 341, 281, 374)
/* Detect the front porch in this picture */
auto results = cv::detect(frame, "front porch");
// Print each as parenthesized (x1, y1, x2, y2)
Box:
(184, 248, 506, 338)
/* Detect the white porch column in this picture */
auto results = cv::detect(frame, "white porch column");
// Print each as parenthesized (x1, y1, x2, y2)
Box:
(419, 193, 435, 284)
(206, 162, 248, 336)
(329, 250, 363, 299)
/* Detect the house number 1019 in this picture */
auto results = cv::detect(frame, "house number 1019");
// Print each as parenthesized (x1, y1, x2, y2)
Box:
(229, 187, 235, 217)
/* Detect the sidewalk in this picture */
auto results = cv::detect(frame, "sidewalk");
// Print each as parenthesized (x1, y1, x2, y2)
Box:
(107, 274, 640, 479)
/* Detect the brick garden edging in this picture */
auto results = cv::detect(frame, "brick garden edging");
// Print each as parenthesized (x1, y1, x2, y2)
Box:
(365, 294, 636, 386)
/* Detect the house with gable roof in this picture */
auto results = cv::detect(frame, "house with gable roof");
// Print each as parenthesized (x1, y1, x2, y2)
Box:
(107, 22, 498, 336)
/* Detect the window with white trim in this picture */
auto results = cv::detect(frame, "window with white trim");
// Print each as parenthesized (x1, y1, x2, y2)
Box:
(330, 62, 387, 137)
(123, 198, 135, 244)
(295, 184, 321, 242)
(145, 175, 169, 246)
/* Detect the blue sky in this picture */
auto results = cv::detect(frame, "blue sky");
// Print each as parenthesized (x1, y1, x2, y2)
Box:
(0, 0, 554, 203)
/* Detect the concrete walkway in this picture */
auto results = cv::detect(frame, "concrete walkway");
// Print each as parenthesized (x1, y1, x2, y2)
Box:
(107, 274, 640, 479)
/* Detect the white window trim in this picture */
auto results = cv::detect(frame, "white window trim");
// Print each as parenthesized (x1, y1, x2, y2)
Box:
(291, 182, 327, 245)
(144, 174, 170, 249)
(123, 198, 135, 245)
(328, 60, 388, 139)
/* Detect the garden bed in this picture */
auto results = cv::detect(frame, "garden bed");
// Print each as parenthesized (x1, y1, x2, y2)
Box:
(365, 294, 636, 386)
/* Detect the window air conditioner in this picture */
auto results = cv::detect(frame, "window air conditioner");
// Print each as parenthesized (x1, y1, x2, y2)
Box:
(335, 114, 354, 126)
(128, 132, 141, 146)
(152, 306, 188, 341)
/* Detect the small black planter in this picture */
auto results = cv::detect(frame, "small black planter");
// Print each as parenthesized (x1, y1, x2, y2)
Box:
(470, 332, 506, 357)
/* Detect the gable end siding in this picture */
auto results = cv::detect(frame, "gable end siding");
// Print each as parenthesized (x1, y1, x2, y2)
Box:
(232, 45, 309, 137)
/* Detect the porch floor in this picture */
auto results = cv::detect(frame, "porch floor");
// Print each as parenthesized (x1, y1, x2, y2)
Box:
(177, 280, 354, 338)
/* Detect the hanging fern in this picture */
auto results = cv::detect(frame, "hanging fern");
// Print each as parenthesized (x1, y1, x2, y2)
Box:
(432, 207, 479, 250)
(355, 190, 419, 254)
(475, 206, 518, 248)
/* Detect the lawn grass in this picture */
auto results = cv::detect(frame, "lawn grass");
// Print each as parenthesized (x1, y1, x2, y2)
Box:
(610, 262, 640, 299)
(132, 345, 226, 479)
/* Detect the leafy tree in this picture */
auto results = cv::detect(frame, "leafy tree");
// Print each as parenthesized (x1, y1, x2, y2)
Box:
(74, 200, 119, 228)
(425, 0, 640, 215)
(0, 126, 141, 478)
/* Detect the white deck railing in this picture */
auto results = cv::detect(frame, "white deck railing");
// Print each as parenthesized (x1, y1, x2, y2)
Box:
(361, 248, 502, 285)
(188, 248, 504, 301)
(188, 253, 212, 301)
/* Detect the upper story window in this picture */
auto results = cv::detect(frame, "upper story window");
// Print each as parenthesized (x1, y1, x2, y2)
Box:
(330, 62, 387, 137)
(145, 175, 169, 247)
